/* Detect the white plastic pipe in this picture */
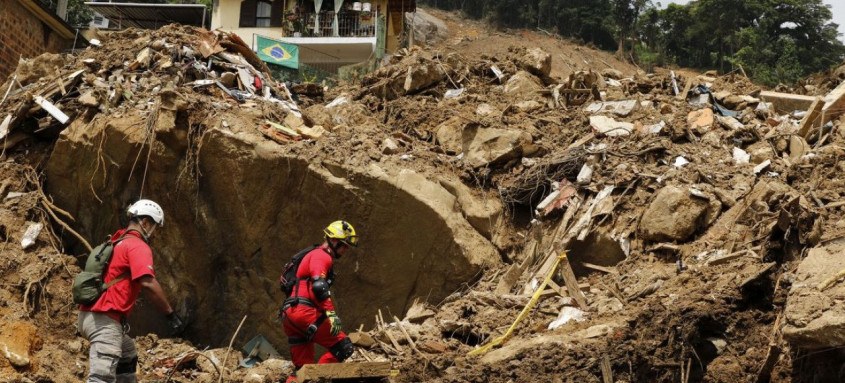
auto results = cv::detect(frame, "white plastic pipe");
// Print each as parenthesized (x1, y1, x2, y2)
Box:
(34, 96, 70, 125)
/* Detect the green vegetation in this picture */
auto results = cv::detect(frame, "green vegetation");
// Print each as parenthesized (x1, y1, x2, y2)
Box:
(422, 0, 845, 85)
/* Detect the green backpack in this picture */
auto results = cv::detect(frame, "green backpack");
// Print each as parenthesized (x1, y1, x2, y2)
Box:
(72, 234, 132, 305)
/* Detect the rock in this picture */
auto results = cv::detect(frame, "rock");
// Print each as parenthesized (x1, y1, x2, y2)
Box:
(219, 72, 237, 88)
(475, 103, 497, 116)
(687, 108, 714, 134)
(405, 9, 449, 46)
(601, 68, 624, 80)
(20, 222, 43, 250)
(590, 115, 633, 137)
(404, 62, 445, 94)
(638, 185, 709, 242)
(419, 340, 449, 354)
(348, 332, 376, 348)
(434, 116, 464, 154)
(295, 125, 326, 140)
(0, 321, 39, 368)
(783, 241, 845, 349)
(78, 91, 99, 107)
(716, 115, 745, 130)
(506, 100, 543, 114)
(381, 138, 401, 154)
(462, 125, 536, 168)
(516, 48, 551, 77)
(660, 103, 673, 115)
(404, 301, 437, 324)
(585, 100, 639, 117)
(439, 177, 503, 239)
(789, 135, 809, 162)
(504, 71, 543, 99)
(746, 142, 774, 164)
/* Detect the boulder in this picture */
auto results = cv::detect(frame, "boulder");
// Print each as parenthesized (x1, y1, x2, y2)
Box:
(439, 178, 503, 239)
(434, 116, 464, 154)
(638, 185, 709, 242)
(746, 141, 774, 164)
(505, 100, 543, 115)
(404, 62, 446, 94)
(504, 71, 543, 99)
(601, 68, 624, 80)
(405, 9, 449, 46)
(0, 321, 39, 368)
(783, 241, 845, 349)
(687, 108, 714, 134)
(516, 48, 552, 77)
(462, 125, 535, 168)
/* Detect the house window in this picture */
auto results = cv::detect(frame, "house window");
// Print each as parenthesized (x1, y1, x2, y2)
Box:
(256, 1, 272, 27)
(239, 0, 283, 28)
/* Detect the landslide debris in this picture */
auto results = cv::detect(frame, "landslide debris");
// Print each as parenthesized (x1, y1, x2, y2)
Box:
(0, 9, 843, 383)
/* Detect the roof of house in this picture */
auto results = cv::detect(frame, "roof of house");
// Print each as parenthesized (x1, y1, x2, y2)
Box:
(84, 2, 207, 29)
(18, 0, 77, 39)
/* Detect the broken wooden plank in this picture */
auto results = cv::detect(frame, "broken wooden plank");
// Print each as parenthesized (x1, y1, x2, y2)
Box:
(797, 96, 823, 138)
(600, 356, 613, 383)
(297, 361, 392, 382)
(497, 239, 538, 294)
(581, 262, 619, 274)
(560, 254, 589, 310)
(821, 80, 845, 129)
(755, 314, 783, 383)
(676, 78, 692, 100)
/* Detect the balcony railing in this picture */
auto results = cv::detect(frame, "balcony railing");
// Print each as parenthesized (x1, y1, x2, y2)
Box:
(283, 11, 377, 38)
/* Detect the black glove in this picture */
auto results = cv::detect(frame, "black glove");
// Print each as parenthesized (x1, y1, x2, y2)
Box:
(166, 312, 187, 336)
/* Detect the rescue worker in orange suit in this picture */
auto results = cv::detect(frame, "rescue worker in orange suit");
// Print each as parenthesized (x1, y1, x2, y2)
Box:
(281, 221, 358, 383)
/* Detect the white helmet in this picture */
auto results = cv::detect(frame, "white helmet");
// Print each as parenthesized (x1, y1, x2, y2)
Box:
(127, 199, 165, 226)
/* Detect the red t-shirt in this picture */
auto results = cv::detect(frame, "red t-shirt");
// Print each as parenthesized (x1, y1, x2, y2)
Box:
(80, 229, 156, 321)
(293, 245, 336, 312)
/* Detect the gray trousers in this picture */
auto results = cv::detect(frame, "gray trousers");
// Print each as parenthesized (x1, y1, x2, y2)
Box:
(77, 311, 138, 383)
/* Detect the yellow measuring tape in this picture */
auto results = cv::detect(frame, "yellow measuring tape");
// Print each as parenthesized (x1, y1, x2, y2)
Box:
(467, 252, 567, 357)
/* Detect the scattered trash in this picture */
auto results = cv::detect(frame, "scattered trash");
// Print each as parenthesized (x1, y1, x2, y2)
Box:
(548, 306, 587, 330)
(673, 156, 690, 168)
(753, 160, 771, 174)
(590, 115, 633, 137)
(576, 164, 593, 184)
(732, 147, 750, 164)
(444, 88, 465, 99)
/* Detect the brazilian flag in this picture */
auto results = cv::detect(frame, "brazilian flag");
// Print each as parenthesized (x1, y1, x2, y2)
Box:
(256, 35, 299, 69)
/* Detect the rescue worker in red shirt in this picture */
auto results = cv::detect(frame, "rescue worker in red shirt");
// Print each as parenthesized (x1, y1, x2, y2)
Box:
(282, 220, 358, 383)
(77, 199, 185, 383)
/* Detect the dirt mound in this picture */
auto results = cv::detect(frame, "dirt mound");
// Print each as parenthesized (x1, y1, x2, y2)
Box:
(0, 9, 843, 383)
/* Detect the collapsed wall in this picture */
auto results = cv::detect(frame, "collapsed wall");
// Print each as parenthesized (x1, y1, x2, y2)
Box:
(44, 106, 501, 348)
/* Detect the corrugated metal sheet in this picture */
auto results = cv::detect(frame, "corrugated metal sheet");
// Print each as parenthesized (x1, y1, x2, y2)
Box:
(84, 2, 206, 29)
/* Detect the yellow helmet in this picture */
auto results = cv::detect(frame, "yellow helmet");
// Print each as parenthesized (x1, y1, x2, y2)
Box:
(324, 220, 358, 247)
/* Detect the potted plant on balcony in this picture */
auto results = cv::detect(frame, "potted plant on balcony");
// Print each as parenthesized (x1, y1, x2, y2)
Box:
(285, 11, 297, 21)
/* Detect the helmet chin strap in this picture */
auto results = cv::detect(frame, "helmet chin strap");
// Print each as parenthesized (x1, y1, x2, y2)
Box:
(139, 221, 156, 241)
(327, 238, 343, 258)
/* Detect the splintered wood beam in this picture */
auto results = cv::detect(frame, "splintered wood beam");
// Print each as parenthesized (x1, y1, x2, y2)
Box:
(560, 254, 589, 310)
(297, 362, 392, 382)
